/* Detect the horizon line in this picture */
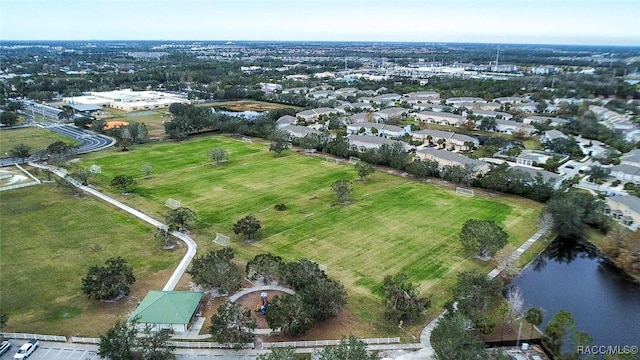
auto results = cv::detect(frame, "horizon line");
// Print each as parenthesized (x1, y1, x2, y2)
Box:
(2, 39, 640, 48)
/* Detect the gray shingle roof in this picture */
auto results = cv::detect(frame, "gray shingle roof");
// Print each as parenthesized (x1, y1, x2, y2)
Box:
(417, 148, 487, 167)
(509, 165, 562, 184)
(608, 195, 640, 215)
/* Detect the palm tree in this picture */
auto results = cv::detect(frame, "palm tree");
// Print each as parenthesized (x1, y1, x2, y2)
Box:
(525, 307, 543, 340)
(437, 138, 446, 149)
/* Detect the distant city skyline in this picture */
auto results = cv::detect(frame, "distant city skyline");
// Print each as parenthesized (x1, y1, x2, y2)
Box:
(2, 0, 639, 46)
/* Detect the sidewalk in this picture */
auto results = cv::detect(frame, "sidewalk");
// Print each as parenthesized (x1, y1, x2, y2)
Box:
(419, 223, 551, 356)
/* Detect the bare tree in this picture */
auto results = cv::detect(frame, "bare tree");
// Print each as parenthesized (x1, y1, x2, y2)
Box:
(506, 286, 524, 324)
(493, 244, 518, 280)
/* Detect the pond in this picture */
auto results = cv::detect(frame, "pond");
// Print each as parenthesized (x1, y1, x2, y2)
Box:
(512, 239, 640, 348)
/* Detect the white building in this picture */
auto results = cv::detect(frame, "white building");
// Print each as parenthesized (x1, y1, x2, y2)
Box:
(63, 89, 190, 112)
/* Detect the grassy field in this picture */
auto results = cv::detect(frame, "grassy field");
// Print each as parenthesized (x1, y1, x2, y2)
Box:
(199, 100, 301, 112)
(77, 135, 542, 336)
(0, 127, 81, 155)
(0, 185, 185, 336)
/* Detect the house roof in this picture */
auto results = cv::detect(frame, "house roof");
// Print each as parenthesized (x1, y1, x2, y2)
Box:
(129, 291, 203, 325)
(544, 129, 567, 140)
(283, 125, 321, 136)
(509, 165, 562, 184)
(350, 122, 403, 133)
(450, 133, 478, 144)
(68, 103, 103, 112)
(610, 164, 640, 176)
(621, 149, 640, 165)
(376, 107, 407, 116)
(608, 195, 640, 215)
(417, 148, 487, 167)
(413, 129, 453, 138)
(347, 135, 407, 148)
(417, 111, 464, 119)
(276, 115, 297, 125)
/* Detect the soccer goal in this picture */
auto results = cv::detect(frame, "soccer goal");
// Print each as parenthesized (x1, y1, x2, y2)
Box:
(213, 233, 231, 247)
(348, 156, 360, 164)
(326, 156, 340, 164)
(241, 137, 253, 143)
(165, 198, 181, 209)
(89, 164, 101, 174)
(456, 187, 475, 196)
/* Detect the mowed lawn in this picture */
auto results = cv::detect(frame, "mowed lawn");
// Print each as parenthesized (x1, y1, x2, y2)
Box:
(0, 127, 81, 155)
(79, 135, 542, 335)
(0, 185, 185, 336)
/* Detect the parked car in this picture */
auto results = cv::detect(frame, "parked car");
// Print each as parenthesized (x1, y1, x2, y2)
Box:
(13, 340, 38, 359)
(0, 340, 11, 356)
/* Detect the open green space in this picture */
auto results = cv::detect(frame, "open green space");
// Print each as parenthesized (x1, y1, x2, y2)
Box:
(0, 185, 185, 336)
(77, 135, 542, 336)
(0, 127, 81, 155)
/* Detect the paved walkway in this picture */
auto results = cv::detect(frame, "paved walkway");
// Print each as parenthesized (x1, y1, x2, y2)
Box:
(28, 162, 197, 291)
(419, 223, 551, 356)
(228, 285, 296, 302)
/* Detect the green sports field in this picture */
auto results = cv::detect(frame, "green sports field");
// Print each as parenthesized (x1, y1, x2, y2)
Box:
(77, 135, 542, 335)
(0, 185, 185, 336)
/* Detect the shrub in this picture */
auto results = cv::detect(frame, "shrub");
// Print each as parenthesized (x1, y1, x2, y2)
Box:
(274, 203, 288, 211)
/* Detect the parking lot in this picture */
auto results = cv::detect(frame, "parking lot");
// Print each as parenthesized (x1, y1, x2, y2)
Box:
(0, 341, 264, 360)
(0, 342, 100, 360)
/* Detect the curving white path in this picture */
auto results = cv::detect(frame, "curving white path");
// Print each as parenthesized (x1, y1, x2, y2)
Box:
(29, 162, 197, 291)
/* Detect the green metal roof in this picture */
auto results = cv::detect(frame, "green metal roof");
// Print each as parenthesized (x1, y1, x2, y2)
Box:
(129, 291, 203, 325)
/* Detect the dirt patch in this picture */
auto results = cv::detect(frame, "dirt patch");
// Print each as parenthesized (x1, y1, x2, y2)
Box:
(235, 290, 288, 329)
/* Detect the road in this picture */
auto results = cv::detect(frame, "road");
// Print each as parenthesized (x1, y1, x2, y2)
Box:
(0, 124, 114, 167)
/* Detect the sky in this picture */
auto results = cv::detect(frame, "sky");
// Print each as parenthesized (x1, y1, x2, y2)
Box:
(1, 0, 639, 46)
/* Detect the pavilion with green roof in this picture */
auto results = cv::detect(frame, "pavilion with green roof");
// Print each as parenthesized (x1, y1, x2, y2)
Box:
(128, 290, 204, 333)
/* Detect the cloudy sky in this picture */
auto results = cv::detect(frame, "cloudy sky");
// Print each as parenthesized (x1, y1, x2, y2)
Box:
(2, 0, 639, 45)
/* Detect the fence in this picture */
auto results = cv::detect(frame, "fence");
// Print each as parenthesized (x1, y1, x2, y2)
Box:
(263, 337, 400, 349)
(167, 341, 254, 349)
(71, 337, 100, 344)
(2, 332, 67, 342)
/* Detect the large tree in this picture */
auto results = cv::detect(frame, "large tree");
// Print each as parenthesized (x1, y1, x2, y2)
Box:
(210, 301, 256, 350)
(98, 318, 175, 360)
(381, 273, 431, 323)
(0, 111, 19, 127)
(9, 143, 32, 163)
(111, 174, 136, 193)
(459, 219, 509, 258)
(266, 294, 313, 336)
(187, 248, 242, 294)
(70, 167, 93, 186)
(208, 148, 229, 165)
(165, 207, 197, 231)
(545, 191, 610, 239)
(233, 214, 262, 240)
(431, 313, 487, 360)
(331, 179, 353, 204)
(82, 257, 136, 301)
(355, 161, 375, 181)
(269, 129, 290, 156)
(245, 253, 284, 283)
(449, 271, 503, 326)
(542, 310, 592, 358)
(316, 335, 379, 360)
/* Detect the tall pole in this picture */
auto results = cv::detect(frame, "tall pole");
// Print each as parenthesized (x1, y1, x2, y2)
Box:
(516, 318, 523, 347)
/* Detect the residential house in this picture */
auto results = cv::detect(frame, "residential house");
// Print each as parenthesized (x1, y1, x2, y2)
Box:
(403, 91, 440, 104)
(375, 107, 409, 121)
(515, 103, 538, 113)
(445, 97, 486, 106)
(347, 135, 409, 152)
(334, 87, 359, 97)
(605, 195, 640, 228)
(542, 129, 568, 143)
(523, 116, 570, 127)
(474, 102, 502, 111)
(531, 65, 559, 75)
(414, 111, 466, 127)
(473, 110, 513, 121)
(308, 90, 335, 99)
(275, 115, 298, 129)
(296, 107, 339, 122)
(610, 164, 640, 184)
(128, 291, 203, 333)
(494, 96, 529, 104)
(412, 129, 478, 151)
(350, 102, 375, 111)
(370, 93, 402, 106)
(509, 165, 563, 189)
(347, 122, 407, 138)
(412, 103, 444, 112)
(282, 125, 321, 140)
(494, 119, 534, 135)
(415, 148, 490, 174)
(281, 87, 309, 95)
(621, 149, 640, 167)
